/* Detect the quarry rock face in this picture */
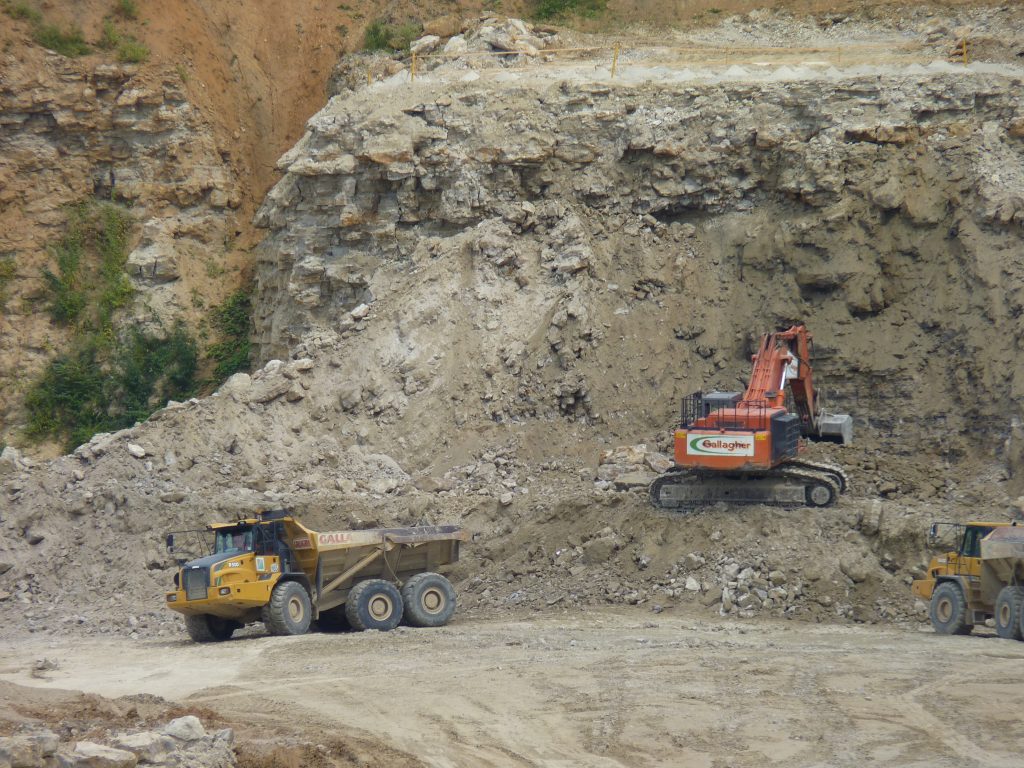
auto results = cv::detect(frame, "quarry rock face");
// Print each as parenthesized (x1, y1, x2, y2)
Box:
(253, 65, 1024, 452)
(3, 17, 1024, 640)
(0, 52, 241, 443)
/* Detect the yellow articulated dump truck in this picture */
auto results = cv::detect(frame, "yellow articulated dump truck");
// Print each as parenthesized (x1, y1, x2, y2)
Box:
(164, 510, 467, 643)
(911, 520, 1024, 639)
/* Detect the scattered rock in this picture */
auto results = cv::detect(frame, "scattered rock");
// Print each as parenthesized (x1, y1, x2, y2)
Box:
(67, 741, 138, 768)
(162, 715, 206, 742)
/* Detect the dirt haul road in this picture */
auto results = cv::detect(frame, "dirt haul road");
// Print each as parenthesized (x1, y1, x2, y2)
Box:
(2, 608, 1023, 767)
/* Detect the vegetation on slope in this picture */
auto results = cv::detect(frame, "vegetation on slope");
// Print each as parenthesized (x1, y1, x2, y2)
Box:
(25, 202, 199, 451)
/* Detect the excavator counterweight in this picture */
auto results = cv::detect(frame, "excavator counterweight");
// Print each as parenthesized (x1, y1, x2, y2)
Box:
(650, 324, 852, 510)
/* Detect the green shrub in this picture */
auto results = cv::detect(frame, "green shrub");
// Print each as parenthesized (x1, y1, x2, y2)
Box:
(114, 0, 138, 20)
(363, 19, 390, 51)
(207, 289, 252, 379)
(117, 38, 148, 63)
(363, 18, 421, 52)
(25, 324, 198, 451)
(42, 202, 132, 328)
(532, 0, 605, 21)
(33, 22, 90, 57)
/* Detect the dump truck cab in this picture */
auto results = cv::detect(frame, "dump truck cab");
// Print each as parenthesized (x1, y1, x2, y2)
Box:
(911, 520, 1016, 635)
(166, 512, 312, 639)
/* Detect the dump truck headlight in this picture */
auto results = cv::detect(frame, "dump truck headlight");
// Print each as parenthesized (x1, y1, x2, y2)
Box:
(166, 594, 177, 602)
(218, 587, 231, 596)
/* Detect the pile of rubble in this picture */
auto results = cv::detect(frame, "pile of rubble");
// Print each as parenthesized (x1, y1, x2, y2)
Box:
(410, 16, 559, 61)
(594, 444, 674, 491)
(0, 716, 234, 768)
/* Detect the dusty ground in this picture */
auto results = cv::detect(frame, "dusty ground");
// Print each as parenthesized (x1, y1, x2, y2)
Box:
(2, 606, 1023, 767)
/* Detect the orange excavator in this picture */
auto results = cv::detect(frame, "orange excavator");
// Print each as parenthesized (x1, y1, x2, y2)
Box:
(650, 323, 852, 510)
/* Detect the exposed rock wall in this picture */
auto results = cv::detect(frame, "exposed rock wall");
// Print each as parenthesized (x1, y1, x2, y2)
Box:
(253, 65, 1024, 460)
(0, 50, 241, 446)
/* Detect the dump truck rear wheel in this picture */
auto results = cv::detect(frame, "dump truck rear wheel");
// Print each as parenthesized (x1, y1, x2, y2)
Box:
(184, 614, 235, 642)
(402, 572, 456, 628)
(264, 580, 312, 636)
(929, 582, 973, 636)
(994, 586, 1024, 640)
(346, 579, 403, 632)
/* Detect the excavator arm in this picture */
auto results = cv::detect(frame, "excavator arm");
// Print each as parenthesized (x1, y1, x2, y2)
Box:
(744, 323, 850, 443)
(743, 324, 818, 435)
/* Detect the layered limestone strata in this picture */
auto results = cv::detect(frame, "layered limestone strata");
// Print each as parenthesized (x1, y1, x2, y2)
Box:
(253, 66, 1024, 450)
(0, 52, 241, 443)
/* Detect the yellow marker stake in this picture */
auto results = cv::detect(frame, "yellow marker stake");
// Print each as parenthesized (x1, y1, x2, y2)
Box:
(611, 43, 620, 79)
(411, 52, 417, 82)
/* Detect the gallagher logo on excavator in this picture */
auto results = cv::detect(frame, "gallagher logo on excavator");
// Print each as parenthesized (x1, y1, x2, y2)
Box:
(687, 434, 755, 456)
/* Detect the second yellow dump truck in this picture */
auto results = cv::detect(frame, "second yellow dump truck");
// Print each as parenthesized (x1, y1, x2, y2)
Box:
(911, 520, 1024, 639)
(165, 510, 467, 642)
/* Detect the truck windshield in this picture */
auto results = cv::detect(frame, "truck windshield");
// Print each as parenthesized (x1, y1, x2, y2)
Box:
(215, 528, 254, 554)
(961, 526, 993, 558)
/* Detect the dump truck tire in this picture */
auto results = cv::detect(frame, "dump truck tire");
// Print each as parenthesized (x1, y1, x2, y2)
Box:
(929, 581, 973, 636)
(402, 572, 457, 628)
(345, 579, 403, 632)
(264, 580, 312, 636)
(184, 614, 235, 642)
(994, 586, 1024, 641)
(316, 606, 350, 633)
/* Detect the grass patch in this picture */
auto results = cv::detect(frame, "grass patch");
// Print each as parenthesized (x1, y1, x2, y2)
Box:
(206, 289, 252, 380)
(97, 20, 148, 62)
(532, 0, 605, 21)
(0, 256, 15, 310)
(3, 1, 42, 23)
(363, 18, 421, 52)
(27, 201, 199, 451)
(33, 22, 91, 56)
(117, 37, 148, 63)
(3, 1, 91, 57)
(98, 19, 120, 49)
(114, 0, 138, 20)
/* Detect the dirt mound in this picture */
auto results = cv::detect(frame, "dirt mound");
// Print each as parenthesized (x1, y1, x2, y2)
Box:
(0, 679, 421, 767)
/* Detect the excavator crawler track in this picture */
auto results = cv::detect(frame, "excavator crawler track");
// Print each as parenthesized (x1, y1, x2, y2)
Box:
(650, 464, 843, 512)
(785, 459, 849, 493)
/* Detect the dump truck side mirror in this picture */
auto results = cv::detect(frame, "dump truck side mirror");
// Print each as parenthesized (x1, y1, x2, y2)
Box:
(927, 523, 938, 545)
(166, 533, 175, 553)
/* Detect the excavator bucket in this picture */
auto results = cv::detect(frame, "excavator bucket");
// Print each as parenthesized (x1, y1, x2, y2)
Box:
(816, 414, 853, 445)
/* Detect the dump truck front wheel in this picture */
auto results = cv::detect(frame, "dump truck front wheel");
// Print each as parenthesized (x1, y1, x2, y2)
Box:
(184, 614, 236, 642)
(994, 586, 1024, 641)
(929, 581, 973, 636)
(346, 579, 403, 632)
(264, 580, 312, 636)
(402, 572, 457, 628)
